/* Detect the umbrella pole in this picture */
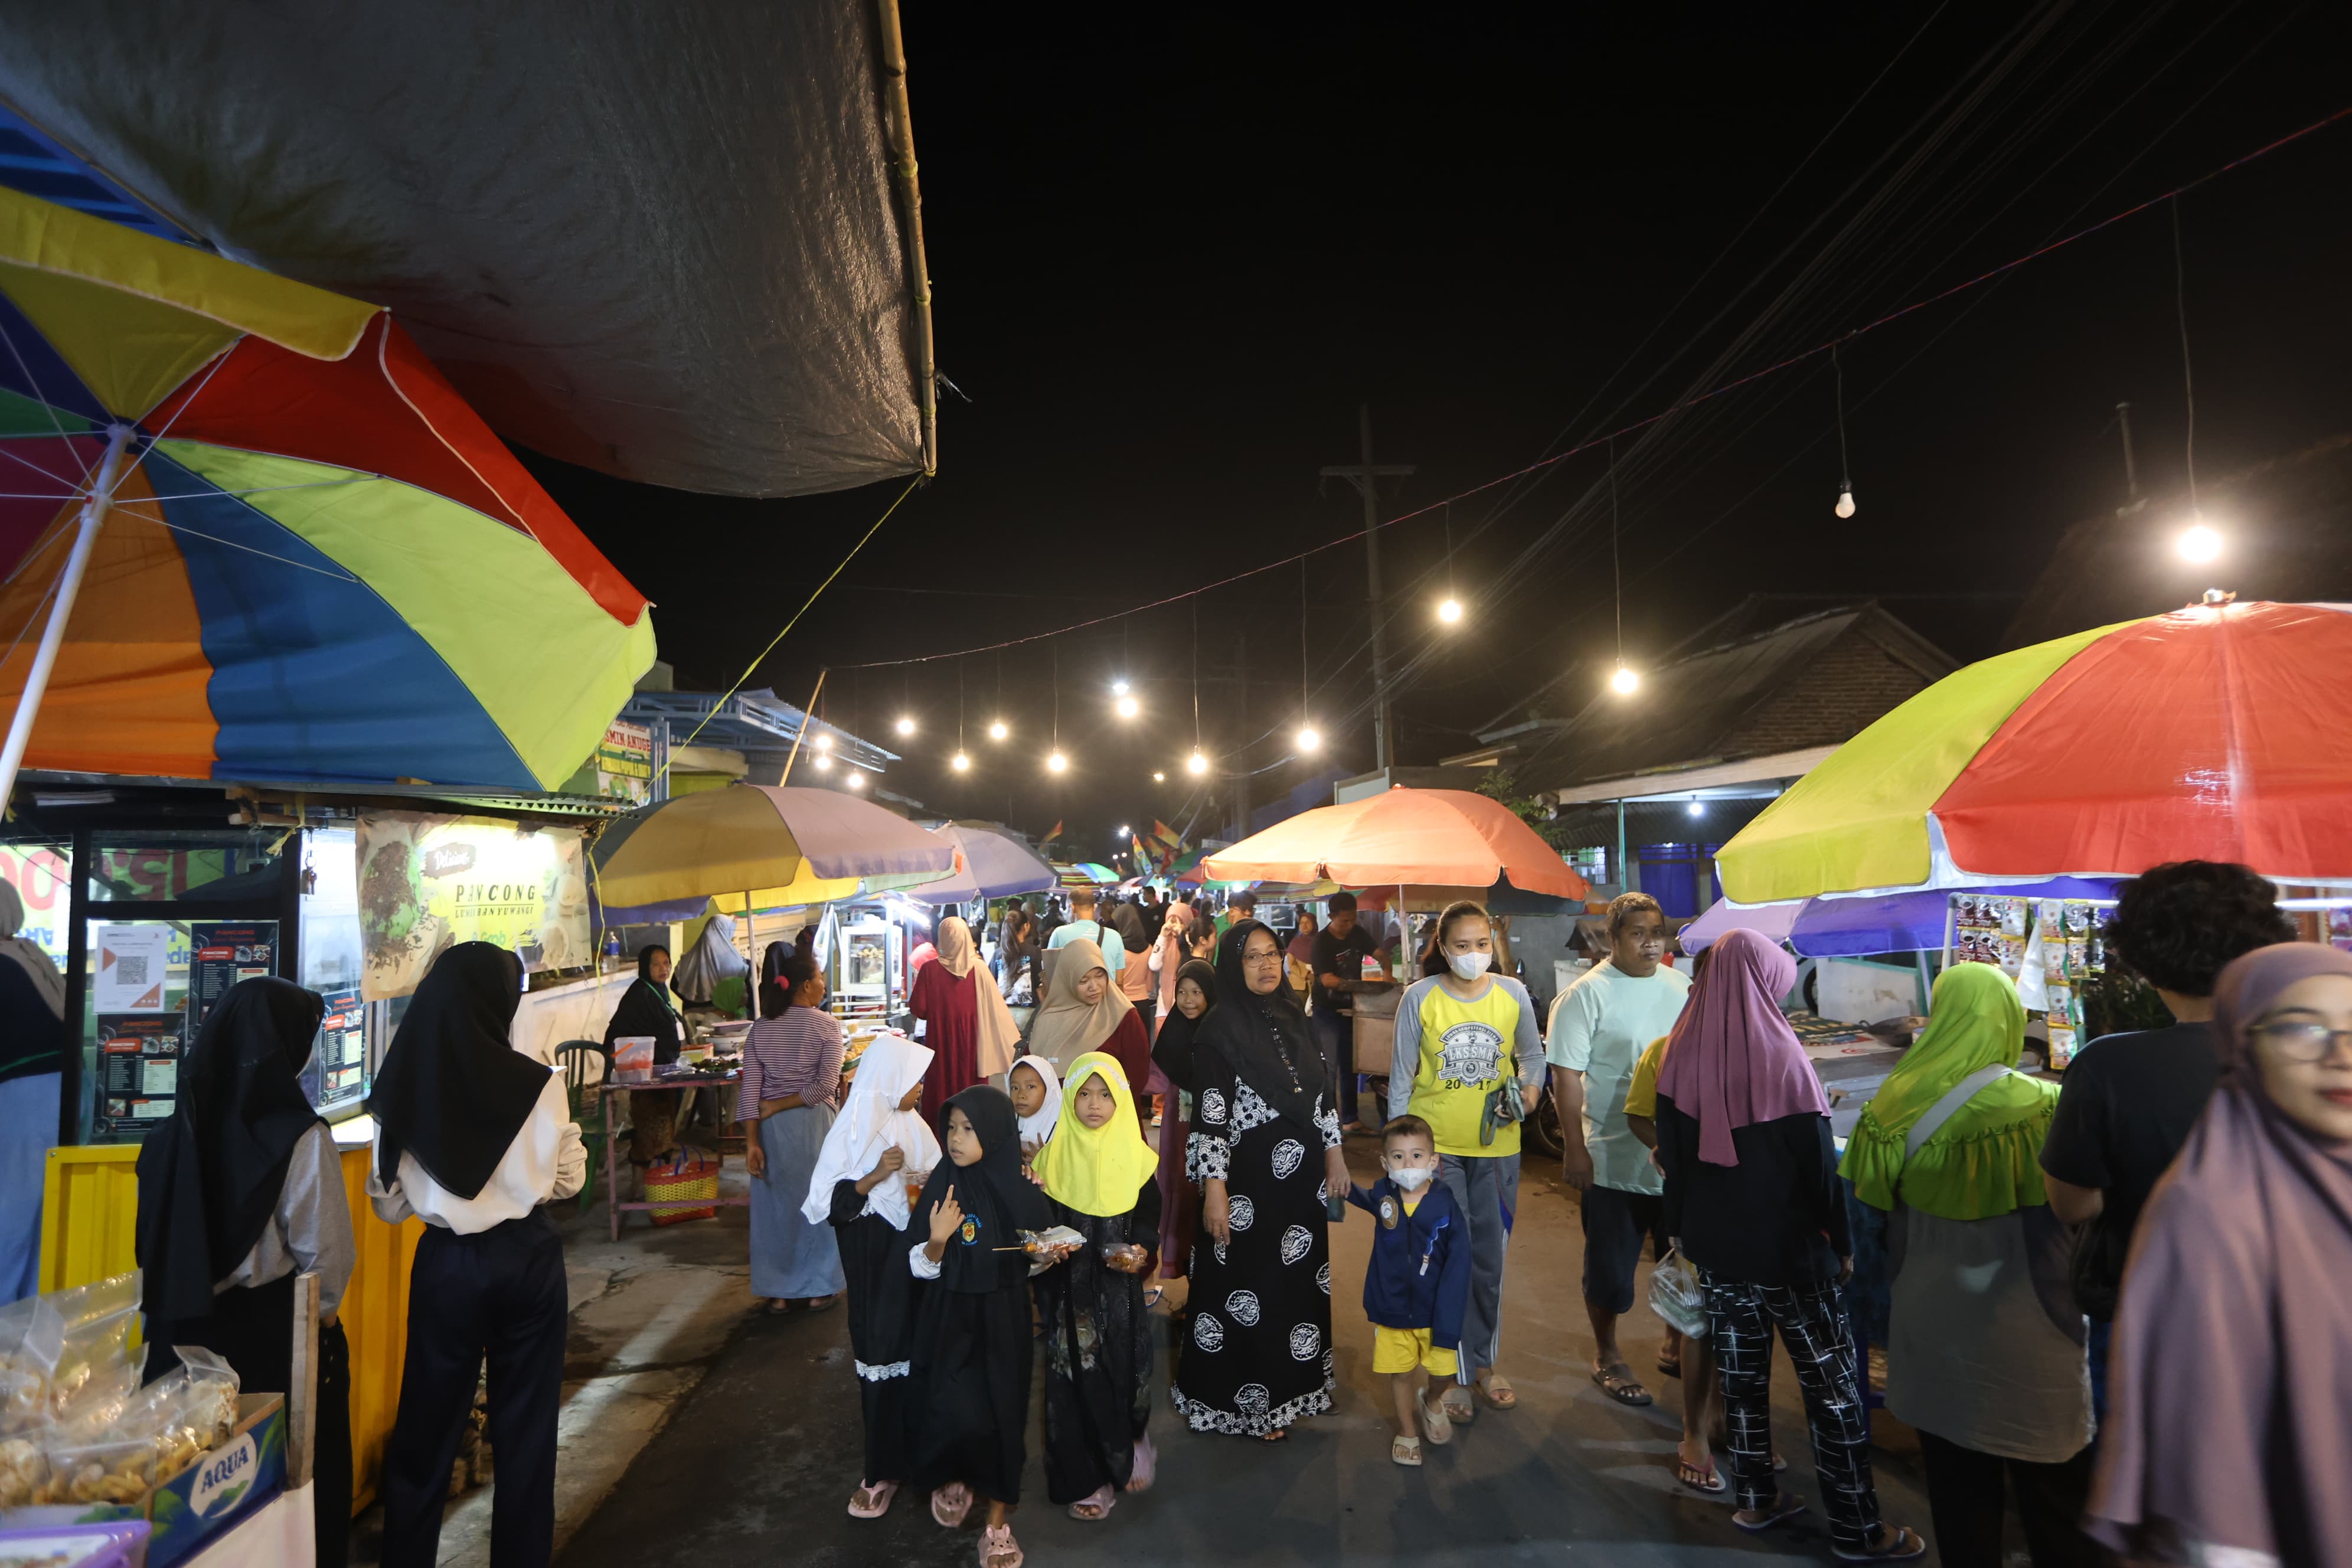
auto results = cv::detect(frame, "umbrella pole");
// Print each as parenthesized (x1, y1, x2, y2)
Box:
(0, 424, 132, 812)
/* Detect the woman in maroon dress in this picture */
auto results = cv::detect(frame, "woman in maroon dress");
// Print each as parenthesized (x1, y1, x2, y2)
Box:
(910, 916, 1020, 1123)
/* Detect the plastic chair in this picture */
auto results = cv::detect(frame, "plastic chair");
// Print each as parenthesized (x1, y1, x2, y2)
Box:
(554, 1040, 609, 1214)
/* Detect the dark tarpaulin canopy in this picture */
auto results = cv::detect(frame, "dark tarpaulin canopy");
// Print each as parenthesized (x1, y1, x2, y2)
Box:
(0, 1, 935, 498)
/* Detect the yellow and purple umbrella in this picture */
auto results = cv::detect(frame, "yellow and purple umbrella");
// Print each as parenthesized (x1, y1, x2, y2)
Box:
(0, 187, 654, 797)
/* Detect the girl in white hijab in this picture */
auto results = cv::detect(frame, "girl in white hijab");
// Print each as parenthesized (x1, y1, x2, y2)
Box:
(1011, 1053, 1062, 1158)
(802, 1033, 942, 1518)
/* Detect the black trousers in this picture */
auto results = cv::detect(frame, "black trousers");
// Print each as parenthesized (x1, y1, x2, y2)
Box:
(148, 1272, 353, 1568)
(381, 1213, 567, 1568)
(1917, 1429, 2104, 1568)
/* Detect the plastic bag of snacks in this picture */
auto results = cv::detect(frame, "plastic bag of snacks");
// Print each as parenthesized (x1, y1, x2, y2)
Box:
(0, 1298, 64, 1438)
(45, 1308, 137, 1419)
(30, 1432, 152, 1507)
(45, 1272, 139, 1331)
(166, 1348, 240, 1451)
(0, 1433, 43, 1508)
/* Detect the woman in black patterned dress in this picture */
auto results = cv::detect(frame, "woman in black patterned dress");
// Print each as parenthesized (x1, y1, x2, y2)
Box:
(1171, 920, 1350, 1441)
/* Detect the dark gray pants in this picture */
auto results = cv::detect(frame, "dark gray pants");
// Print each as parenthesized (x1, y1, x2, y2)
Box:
(1436, 1151, 1519, 1373)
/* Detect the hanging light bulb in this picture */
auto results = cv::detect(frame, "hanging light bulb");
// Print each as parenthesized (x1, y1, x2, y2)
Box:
(1436, 596, 1463, 624)
(988, 719, 1008, 741)
(1610, 665, 1640, 695)
(1152, 770, 1166, 783)
(1046, 750, 1069, 774)
(812, 752, 833, 772)
(1112, 679, 1131, 697)
(951, 752, 971, 772)
(1834, 485, 1856, 520)
(1687, 798, 1704, 818)
(1295, 725, 1321, 753)
(2177, 520, 2222, 564)
(894, 714, 916, 737)
(1115, 694, 1141, 720)
(845, 768, 866, 790)
(1118, 825, 1131, 838)
(813, 733, 832, 753)
(1185, 750, 1208, 776)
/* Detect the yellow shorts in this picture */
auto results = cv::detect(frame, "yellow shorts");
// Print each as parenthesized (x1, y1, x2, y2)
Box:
(1371, 1325, 1458, 1377)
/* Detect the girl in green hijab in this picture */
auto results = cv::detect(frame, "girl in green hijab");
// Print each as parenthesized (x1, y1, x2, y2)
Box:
(1841, 961, 2096, 1568)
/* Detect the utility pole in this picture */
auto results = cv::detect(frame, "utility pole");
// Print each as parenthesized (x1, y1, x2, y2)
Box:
(1321, 404, 1414, 771)
(2115, 400, 2144, 514)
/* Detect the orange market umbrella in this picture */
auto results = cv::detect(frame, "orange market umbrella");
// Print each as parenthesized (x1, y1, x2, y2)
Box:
(1203, 788, 1589, 900)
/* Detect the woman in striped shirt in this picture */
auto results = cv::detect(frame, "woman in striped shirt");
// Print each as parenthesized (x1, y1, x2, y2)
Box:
(740, 950, 848, 1314)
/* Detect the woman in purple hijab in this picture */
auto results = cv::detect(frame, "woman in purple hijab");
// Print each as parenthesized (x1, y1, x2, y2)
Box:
(2087, 942, 2352, 1567)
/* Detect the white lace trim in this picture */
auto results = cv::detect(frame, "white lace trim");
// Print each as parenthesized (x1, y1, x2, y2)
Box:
(1172, 1379, 1334, 1436)
(1315, 1101, 1344, 1151)
(1231, 1081, 1282, 1136)
(1188, 1131, 1229, 1182)
(855, 1358, 911, 1382)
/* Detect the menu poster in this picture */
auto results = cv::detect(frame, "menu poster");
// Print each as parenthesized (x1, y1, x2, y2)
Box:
(355, 811, 591, 1000)
(98, 1014, 184, 1137)
(93, 923, 172, 1012)
(318, 986, 367, 1102)
(190, 921, 279, 1030)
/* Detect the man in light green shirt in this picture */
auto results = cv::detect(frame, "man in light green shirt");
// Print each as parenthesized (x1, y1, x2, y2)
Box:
(1547, 893, 1691, 1407)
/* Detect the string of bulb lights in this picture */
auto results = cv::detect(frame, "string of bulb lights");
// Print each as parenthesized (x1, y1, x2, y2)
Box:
(782, 101, 2346, 793)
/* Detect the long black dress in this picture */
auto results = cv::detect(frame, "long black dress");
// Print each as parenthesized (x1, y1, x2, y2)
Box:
(1171, 922, 1343, 1436)
(907, 1087, 1049, 1507)
(828, 1179, 925, 1484)
(1034, 1177, 1162, 1502)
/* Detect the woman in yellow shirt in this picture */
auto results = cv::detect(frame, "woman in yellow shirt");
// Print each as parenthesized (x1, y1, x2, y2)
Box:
(1384, 901, 1544, 1421)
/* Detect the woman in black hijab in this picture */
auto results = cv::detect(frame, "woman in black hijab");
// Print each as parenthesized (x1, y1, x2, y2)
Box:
(606, 943, 687, 1165)
(137, 976, 354, 1567)
(906, 1085, 1054, 1568)
(1170, 920, 1348, 1442)
(1149, 957, 1218, 1280)
(370, 943, 583, 1568)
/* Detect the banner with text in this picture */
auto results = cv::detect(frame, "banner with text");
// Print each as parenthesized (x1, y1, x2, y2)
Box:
(356, 812, 591, 999)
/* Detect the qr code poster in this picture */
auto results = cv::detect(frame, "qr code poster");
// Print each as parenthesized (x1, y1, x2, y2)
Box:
(95, 923, 172, 1012)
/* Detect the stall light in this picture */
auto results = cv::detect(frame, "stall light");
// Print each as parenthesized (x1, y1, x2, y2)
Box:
(1115, 694, 1141, 719)
(1112, 679, 1131, 696)
(1185, 750, 1208, 776)
(2177, 521, 2223, 565)
(894, 714, 916, 737)
(812, 733, 832, 752)
(951, 752, 971, 772)
(1436, 597, 1463, 624)
(1119, 825, 1131, 838)
(1046, 750, 1069, 773)
(1152, 770, 1166, 783)
(1610, 664, 1640, 695)
(1295, 725, 1321, 753)
(812, 753, 833, 772)
(988, 719, 1009, 741)
(845, 769, 866, 790)
(1834, 485, 1857, 520)
(1687, 799, 1704, 817)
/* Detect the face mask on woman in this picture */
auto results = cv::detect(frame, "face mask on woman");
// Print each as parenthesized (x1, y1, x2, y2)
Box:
(1448, 950, 1492, 981)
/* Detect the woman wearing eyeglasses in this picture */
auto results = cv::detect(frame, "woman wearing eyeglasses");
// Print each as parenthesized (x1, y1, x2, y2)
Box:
(2086, 943, 2352, 1568)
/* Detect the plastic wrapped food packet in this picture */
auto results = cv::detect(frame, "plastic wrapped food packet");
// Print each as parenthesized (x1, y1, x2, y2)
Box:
(45, 1270, 139, 1331)
(47, 1361, 141, 1439)
(0, 1435, 43, 1508)
(171, 1347, 241, 1448)
(46, 1306, 136, 1418)
(30, 1432, 152, 1506)
(0, 1299, 64, 1435)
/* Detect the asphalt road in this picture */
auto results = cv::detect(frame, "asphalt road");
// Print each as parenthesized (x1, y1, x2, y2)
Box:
(554, 1141, 1934, 1567)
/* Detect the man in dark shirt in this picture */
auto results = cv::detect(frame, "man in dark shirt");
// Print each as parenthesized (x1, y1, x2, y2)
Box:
(1311, 890, 1391, 1132)
(2039, 860, 2292, 1416)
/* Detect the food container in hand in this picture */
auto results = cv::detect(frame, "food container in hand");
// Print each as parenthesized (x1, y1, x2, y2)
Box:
(612, 1037, 656, 1082)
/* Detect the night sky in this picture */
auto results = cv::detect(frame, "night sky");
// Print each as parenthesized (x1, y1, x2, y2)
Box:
(521, 4, 2352, 863)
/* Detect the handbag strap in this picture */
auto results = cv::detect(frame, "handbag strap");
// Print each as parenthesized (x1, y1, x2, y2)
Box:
(1903, 1063, 2015, 1161)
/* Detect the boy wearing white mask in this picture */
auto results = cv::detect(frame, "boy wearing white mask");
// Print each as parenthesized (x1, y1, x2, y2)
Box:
(1387, 901, 1544, 1421)
(1347, 1115, 1473, 1467)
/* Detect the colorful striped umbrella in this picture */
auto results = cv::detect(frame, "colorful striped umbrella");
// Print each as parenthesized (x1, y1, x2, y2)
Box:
(1719, 600, 2352, 902)
(593, 783, 954, 911)
(0, 187, 654, 796)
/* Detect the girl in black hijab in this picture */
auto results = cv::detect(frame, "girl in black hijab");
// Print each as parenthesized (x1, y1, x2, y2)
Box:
(906, 1086, 1057, 1568)
(1170, 920, 1349, 1442)
(136, 976, 354, 1567)
(369, 942, 583, 1568)
(607, 942, 687, 1165)
(1149, 956, 1218, 1280)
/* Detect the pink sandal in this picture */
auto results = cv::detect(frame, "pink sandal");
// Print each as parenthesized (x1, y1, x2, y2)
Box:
(980, 1522, 1023, 1567)
(847, 1479, 897, 1518)
(932, 1481, 973, 1528)
(1069, 1483, 1118, 1520)
(1123, 1433, 1158, 1492)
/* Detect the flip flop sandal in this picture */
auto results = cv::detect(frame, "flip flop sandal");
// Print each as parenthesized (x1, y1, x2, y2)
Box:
(1656, 1354, 1682, 1379)
(1592, 1365, 1653, 1406)
(1439, 1386, 1476, 1424)
(1069, 1484, 1118, 1521)
(932, 1482, 974, 1528)
(1476, 1375, 1518, 1410)
(1734, 1493, 1808, 1533)
(980, 1523, 1024, 1568)
(847, 1480, 897, 1518)
(760, 1300, 794, 1317)
(1675, 1456, 1727, 1495)
(1391, 1434, 1423, 1467)
(1124, 1433, 1157, 1492)
(1419, 1393, 1454, 1446)
(1256, 1427, 1289, 1444)
(1833, 1525, 1928, 1562)
(800, 1294, 840, 1314)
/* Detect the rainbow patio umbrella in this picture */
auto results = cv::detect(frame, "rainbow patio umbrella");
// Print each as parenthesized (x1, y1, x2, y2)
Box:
(1719, 600, 2352, 902)
(0, 187, 654, 800)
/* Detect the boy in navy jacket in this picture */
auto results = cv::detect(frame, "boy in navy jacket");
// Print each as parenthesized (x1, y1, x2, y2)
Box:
(1346, 1115, 1473, 1466)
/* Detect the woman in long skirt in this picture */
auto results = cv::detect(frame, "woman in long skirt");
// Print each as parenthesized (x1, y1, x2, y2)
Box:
(1031, 1051, 1162, 1518)
(802, 1033, 939, 1517)
(740, 953, 847, 1312)
(1172, 922, 1348, 1441)
(1147, 958, 1219, 1280)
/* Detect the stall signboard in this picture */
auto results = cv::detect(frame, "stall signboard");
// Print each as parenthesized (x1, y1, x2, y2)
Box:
(189, 921, 279, 1030)
(97, 1013, 184, 1136)
(93, 922, 172, 1012)
(596, 721, 654, 805)
(356, 812, 592, 999)
(316, 986, 365, 1101)
(0, 844, 70, 964)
